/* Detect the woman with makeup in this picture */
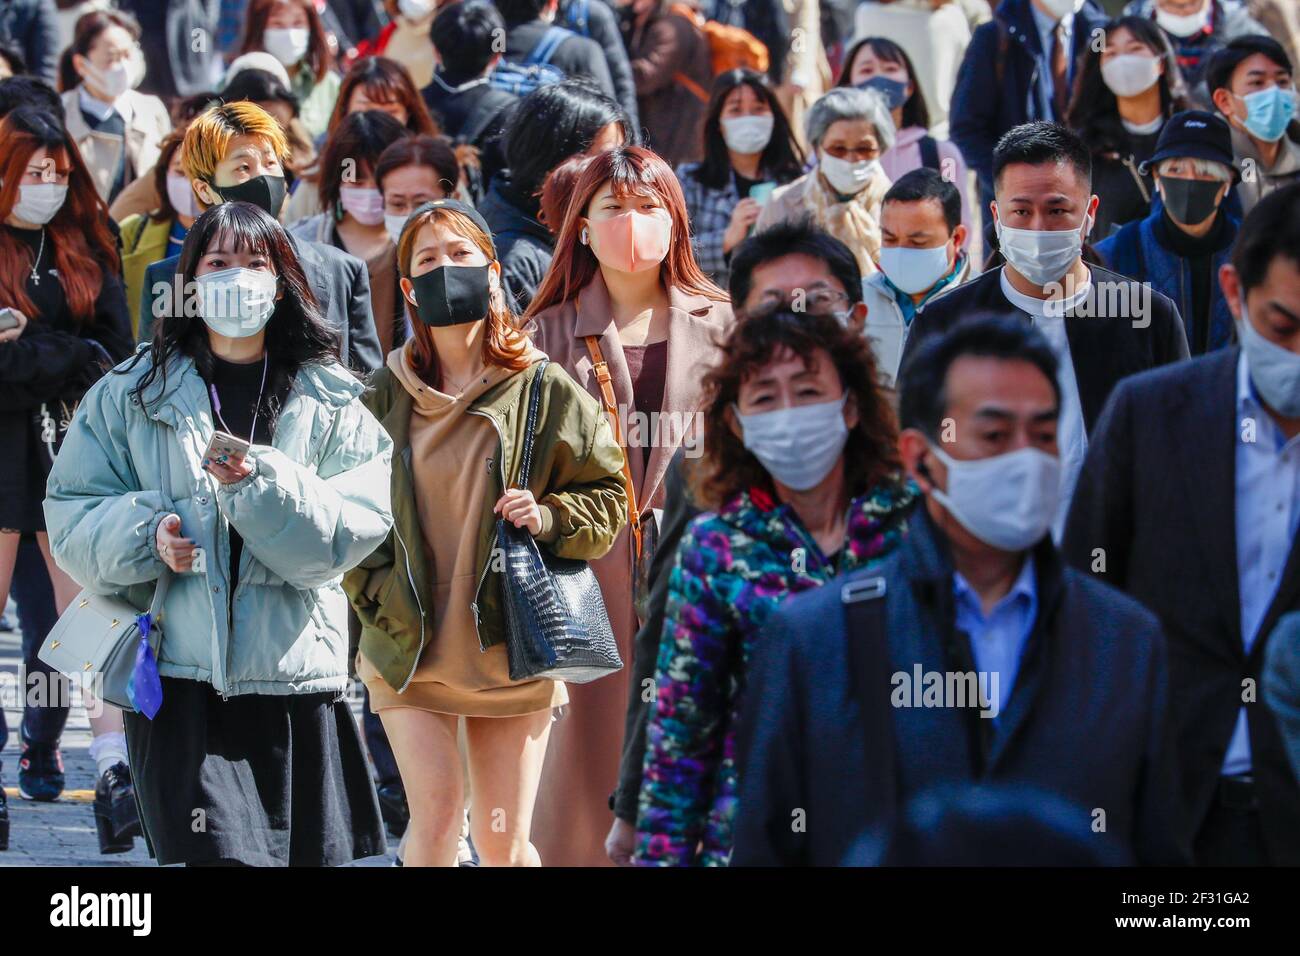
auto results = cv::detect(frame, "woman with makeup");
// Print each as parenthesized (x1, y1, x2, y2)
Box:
(345, 198, 627, 866)
(526, 144, 733, 866)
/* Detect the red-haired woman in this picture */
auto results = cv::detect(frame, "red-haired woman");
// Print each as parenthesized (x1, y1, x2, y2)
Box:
(239, 0, 340, 139)
(344, 199, 627, 866)
(0, 107, 134, 853)
(525, 144, 734, 866)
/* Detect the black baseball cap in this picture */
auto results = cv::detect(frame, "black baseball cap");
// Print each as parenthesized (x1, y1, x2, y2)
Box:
(398, 198, 497, 257)
(1139, 110, 1240, 182)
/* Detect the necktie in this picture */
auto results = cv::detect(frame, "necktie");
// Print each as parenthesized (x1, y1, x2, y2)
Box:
(1052, 23, 1070, 118)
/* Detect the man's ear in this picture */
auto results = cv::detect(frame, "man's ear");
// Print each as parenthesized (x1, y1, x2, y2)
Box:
(1210, 86, 1237, 120)
(950, 223, 968, 256)
(1220, 263, 1242, 321)
(192, 178, 220, 209)
(847, 300, 867, 332)
(898, 427, 935, 493)
(400, 275, 417, 307)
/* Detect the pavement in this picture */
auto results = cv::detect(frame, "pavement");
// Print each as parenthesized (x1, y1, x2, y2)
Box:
(0, 606, 397, 867)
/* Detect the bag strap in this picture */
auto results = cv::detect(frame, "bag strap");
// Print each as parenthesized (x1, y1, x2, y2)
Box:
(516, 359, 549, 489)
(528, 26, 570, 68)
(583, 333, 643, 559)
(674, 71, 710, 104)
(918, 135, 941, 173)
(148, 422, 175, 622)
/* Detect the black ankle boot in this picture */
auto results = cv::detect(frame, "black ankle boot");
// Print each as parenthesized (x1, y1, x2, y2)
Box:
(0, 761, 10, 851)
(94, 762, 140, 854)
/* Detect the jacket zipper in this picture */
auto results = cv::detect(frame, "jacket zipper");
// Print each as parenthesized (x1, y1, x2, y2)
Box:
(393, 522, 428, 693)
(467, 407, 508, 652)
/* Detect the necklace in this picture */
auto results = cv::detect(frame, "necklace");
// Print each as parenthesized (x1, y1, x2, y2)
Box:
(30, 228, 45, 286)
(210, 354, 270, 444)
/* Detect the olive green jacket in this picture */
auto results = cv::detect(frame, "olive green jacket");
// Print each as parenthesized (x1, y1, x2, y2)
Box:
(344, 358, 629, 692)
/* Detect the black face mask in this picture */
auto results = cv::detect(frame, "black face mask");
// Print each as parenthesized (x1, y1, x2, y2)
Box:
(1160, 176, 1222, 227)
(212, 174, 288, 219)
(409, 264, 492, 327)
(858, 76, 909, 111)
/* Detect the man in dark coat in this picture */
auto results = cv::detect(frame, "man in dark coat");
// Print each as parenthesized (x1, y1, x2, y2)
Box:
(733, 315, 1187, 867)
(0, 0, 56, 85)
(950, 0, 1108, 206)
(498, 0, 617, 99)
(560, 0, 640, 130)
(1064, 182, 1300, 865)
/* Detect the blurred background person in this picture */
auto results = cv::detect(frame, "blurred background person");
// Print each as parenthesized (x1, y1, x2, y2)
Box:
(0, 106, 135, 852)
(238, 0, 341, 139)
(1123, 0, 1269, 106)
(837, 35, 973, 243)
(424, 0, 519, 157)
(618, 0, 713, 166)
(117, 0, 224, 105)
(676, 68, 805, 291)
(353, 0, 439, 89)
(634, 307, 914, 866)
(0, 0, 59, 85)
(864, 168, 972, 388)
(58, 10, 171, 206)
(481, 79, 634, 312)
(527, 145, 733, 866)
(1066, 15, 1192, 240)
(1096, 110, 1240, 355)
(1208, 34, 1300, 214)
(558, 0, 641, 128)
(497, 0, 618, 98)
(756, 86, 895, 277)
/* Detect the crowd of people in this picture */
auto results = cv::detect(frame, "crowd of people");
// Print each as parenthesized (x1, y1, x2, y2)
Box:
(0, 0, 1298, 869)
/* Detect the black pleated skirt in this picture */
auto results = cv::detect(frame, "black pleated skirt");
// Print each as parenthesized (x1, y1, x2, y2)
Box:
(123, 676, 387, 867)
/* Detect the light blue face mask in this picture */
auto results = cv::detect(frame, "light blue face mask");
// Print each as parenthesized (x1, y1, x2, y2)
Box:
(1239, 293, 1300, 418)
(735, 395, 850, 492)
(1238, 86, 1297, 143)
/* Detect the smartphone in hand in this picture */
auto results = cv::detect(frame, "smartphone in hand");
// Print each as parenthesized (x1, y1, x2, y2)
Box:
(202, 430, 251, 467)
(0, 308, 21, 332)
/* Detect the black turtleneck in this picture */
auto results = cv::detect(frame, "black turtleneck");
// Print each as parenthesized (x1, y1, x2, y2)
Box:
(1155, 209, 1232, 355)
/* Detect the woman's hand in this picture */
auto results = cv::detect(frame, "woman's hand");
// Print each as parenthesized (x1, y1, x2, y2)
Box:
(494, 488, 544, 536)
(155, 514, 196, 573)
(0, 308, 28, 344)
(722, 197, 762, 253)
(605, 817, 636, 867)
(203, 453, 253, 485)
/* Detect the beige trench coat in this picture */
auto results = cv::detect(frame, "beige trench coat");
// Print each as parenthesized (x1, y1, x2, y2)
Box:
(527, 272, 733, 866)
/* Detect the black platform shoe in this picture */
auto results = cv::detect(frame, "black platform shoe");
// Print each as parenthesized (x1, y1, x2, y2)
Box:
(94, 762, 141, 854)
(376, 782, 409, 840)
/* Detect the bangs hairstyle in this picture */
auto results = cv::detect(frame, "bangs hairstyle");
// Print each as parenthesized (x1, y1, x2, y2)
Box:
(239, 0, 334, 80)
(526, 146, 728, 317)
(375, 134, 461, 199)
(316, 109, 410, 208)
(690, 308, 900, 510)
(183, 100, 291, 184)
(396, 205, 533, 384)
(695, 69, 805, 191)
(0, 107, 118, 324)
(127, 202, 339, 426)
(326, 56, 439, 137)
(836, 36, 930, 131)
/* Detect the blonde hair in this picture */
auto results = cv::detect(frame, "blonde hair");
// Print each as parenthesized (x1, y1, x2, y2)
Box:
(182, 101, 291, 184)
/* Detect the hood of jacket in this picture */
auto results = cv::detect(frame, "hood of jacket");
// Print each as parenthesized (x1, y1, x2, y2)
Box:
(479, 174, 553, 245)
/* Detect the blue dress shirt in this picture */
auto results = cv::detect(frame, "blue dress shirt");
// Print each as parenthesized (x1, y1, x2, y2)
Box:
(953, 556, 1038, 719)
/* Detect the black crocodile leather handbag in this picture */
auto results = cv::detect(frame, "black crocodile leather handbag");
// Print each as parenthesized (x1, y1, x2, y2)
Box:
(497, 360, 623, 683)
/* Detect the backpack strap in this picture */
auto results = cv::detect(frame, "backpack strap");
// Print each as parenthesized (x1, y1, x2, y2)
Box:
(918, 135, 941, 173)
(583, 332, 643, 559)
(528, 26, 572, 68)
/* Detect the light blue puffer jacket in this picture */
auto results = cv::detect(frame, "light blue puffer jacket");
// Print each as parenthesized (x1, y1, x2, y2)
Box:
(43, 346, 394, 698)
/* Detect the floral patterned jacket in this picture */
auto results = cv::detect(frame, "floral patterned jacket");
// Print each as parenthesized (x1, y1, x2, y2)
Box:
(635, 477, 917, 865)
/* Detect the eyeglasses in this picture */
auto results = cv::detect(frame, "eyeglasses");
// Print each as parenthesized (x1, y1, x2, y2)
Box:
(755, 287, 852, 312)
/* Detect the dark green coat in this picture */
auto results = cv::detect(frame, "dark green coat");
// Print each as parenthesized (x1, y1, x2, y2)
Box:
(344, 358, 629, 693)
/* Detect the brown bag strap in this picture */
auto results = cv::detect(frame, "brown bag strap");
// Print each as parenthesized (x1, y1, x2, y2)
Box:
(674, 71, 710, 104)
(584, 333, 643, 559)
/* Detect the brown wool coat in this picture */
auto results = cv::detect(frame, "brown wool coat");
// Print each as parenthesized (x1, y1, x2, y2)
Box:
(527, 272, 733, 866)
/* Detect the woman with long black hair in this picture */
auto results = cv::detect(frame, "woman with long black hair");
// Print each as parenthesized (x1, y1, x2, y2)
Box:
(676, 69, 805, 291)
(1067, 15, 1193, 240)
(44, 201, 394, 866)
(0, 106, 135, 852)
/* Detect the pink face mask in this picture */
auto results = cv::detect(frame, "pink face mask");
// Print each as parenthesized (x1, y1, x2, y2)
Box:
(587, 209, 672, 274)
(339, 186, 386, 226)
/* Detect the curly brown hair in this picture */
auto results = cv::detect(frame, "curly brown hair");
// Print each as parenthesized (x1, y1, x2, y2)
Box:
(689, 308, 900, 511)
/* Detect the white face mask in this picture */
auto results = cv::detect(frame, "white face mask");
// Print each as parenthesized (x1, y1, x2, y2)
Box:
(166, 173, 199, 218)
(12, 182, 68, 225)
(263, 27, 310, 67)
(929, 444, 1061, 552)
(197, 267, 279, 338)
(384, 212, 408, 244)
(994, 209, 1092, 289)
(735, 395, 850, 492)
(84, 58, 132, 100)
(819, 151, 880, 196)
(1239, 295, 1300, 418)
(878, 242, 954, 296)
(1100, 54, 1162, 99)
(1038, 0, 1082, 19)
(720, 114, 774, 155)
(398, 0, 435, 20)
(1156, 4, 1210, 38)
